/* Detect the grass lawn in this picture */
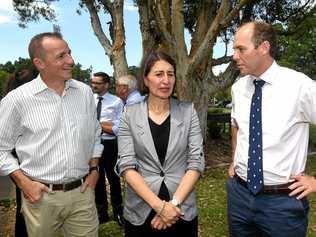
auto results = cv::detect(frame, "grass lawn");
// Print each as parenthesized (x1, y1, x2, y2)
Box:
(99, 156, 316, 236)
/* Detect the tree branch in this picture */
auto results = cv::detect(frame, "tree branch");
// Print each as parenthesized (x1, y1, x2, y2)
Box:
(208, 62, 239, 95)
(153, 0, 173, 44)
(85, 0, 113, 55)
(171, 0, 188, 62)
(188, 0, 252, 76)
(211, 56, 232, 66)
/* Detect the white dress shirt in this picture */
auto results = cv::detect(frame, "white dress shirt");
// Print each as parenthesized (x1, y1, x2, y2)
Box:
(231, 61, 316, 185)
(95, 92, 123, 139)
(126, 90, 145, 106)
(0, 77, 103, 183)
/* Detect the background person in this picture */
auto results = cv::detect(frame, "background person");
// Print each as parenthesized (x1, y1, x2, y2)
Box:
(228, 21, 316, 237)
(0, 32, 103, 236)
(116, 51, 205, 237)
(90, 72, 124, 225)
(116, 74, 144, 105)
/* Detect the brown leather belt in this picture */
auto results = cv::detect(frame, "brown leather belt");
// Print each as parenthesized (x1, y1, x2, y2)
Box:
(42, 176, 86, 192)
(235, 175, 294, 195)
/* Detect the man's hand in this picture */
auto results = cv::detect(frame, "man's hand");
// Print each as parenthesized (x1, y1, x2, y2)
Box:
(228, 163, 235, 178)
(10, 170, 49, 204)
(289, 175, 316, 199)
(80, 171, 99, 193)
(22, 179, 49, 204)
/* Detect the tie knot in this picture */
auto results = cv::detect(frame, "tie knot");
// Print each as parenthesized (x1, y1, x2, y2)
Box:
(253, 80, 265, 88)
(98, 96, 103, 101)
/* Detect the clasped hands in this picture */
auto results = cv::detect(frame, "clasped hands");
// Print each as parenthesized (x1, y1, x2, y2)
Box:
(151, 200, 183, 230)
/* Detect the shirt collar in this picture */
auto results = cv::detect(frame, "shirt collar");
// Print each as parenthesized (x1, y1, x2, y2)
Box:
(251, 60, 278, 85)
(31, 75, 78, 95)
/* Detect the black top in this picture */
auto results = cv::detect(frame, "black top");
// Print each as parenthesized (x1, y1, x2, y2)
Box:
(148, 115, 171, 202)
(148, 115, 170, 166)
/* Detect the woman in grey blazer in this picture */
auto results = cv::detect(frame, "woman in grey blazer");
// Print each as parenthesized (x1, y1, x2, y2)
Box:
(116, 51, 205, 237)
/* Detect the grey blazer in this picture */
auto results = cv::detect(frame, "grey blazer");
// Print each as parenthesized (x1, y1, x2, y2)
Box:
(117, 98, 205, 225)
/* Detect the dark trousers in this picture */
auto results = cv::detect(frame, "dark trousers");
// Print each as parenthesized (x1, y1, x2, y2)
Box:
(15, 185, 28, 237)
(125, 212, 198, 237)
(226, 177, 309, 237)
(95, 138, 123, 217)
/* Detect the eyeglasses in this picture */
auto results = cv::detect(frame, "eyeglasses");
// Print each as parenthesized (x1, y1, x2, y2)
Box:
(90, 81, 105, 85)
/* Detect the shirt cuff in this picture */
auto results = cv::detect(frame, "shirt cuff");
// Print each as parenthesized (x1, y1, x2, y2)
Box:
(92, 143, 104, 158)
(112, 125, 119, 136)
(0, 155, 20, 176)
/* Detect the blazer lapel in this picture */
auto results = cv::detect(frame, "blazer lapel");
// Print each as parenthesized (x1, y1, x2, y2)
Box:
(165, 98, 184, 162)
(135, 100, 162, 168)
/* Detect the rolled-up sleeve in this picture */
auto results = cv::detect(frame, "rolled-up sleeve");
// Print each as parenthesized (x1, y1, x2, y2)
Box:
(186, 104, 205, 174)
(299, 79, 316, 124)
(112, 99, 124, 136)
(116, 108, 138, 176)
(0, 95, 21, 175)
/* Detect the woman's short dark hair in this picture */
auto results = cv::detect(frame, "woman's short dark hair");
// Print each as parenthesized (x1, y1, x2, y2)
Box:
(140, 51, 176, 95)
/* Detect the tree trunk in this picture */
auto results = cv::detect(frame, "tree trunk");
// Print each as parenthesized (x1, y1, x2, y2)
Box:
(111, 48, 129, 79)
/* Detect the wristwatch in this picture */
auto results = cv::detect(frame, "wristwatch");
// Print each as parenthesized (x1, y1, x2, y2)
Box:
(171, 196, 181, 207)
(89, 166, 100, 174)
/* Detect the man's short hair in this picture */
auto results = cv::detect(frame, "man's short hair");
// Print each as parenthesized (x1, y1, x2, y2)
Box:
(248, 21, 278, 58)
(93, 72, 111, 84)
(117, 75, 138, 91)
(28, 32, 63, 60)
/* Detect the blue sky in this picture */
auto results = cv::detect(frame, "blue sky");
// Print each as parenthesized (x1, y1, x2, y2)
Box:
(0, 0, 230, 76)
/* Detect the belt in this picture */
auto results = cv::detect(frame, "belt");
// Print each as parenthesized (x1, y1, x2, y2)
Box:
(235, 175, 293, 195)
(42, 176, 86, 192)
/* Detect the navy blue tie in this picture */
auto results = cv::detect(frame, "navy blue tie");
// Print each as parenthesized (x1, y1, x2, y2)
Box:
(247, 79, 265, 195)
(96, 96, 103, 121)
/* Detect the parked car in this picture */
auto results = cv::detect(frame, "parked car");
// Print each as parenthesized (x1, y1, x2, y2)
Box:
(225, 102, 232, 109)
(215, 100, 231, 108)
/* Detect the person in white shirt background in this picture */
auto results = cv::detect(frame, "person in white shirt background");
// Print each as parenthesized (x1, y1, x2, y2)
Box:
(90, 72, 125, 225)
(116, 74, 145, 106)
(227, 21, 316, 237)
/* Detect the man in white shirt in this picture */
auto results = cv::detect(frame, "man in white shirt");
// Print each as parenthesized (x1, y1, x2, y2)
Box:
(116, 74, 145, 105)
(91, 72, 124, 225)
(0, 32, 103, 236)
(228, 21, 316, 237)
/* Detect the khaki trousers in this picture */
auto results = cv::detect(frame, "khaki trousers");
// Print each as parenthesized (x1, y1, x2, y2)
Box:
(21, 187, 99, 237)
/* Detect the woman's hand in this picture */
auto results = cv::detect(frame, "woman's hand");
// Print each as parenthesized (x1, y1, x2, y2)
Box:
(159, 201, 182, 226)
(151, 215, 168, 230)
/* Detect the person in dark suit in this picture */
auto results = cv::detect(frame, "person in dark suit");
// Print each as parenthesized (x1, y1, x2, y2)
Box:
(4, 66, 39, 237)
(116, 51, 205, 237)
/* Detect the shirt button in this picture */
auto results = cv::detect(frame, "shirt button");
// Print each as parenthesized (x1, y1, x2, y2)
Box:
(160, 171, 164, 177)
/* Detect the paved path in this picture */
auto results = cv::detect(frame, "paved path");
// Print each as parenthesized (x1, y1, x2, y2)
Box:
(0, 176, 14, 200)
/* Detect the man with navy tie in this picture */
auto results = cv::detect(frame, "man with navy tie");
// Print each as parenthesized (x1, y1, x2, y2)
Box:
(227, 21, 316, 237)
(91, 72, 124, 225)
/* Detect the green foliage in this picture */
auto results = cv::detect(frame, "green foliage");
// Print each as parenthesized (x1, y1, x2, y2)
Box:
(309, 125, 316, 151)
(72, 63, 92, 84)
(0, 57, 33, 73)
(277, 11, 316, 80)
(0, 70, 9, 98)
(213, 87, 232, 101)
(208, 108, 230, 114)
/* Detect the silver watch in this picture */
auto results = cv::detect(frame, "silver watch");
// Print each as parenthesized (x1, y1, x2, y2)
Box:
(171, 197, 180, 207)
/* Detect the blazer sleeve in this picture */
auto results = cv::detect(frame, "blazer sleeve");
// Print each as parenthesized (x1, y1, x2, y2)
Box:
(116, 107, 138, 176)
(186, 103, 205, 174)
